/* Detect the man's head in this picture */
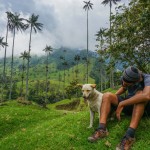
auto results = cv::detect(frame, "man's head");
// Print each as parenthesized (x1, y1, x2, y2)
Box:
(122, 66, 141, 84)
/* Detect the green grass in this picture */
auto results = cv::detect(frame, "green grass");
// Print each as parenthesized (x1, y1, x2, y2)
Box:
(0, 100, 150, 150)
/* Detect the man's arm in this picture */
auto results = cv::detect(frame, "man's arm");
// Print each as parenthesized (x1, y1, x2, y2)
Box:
(116, 86, 150, 120)
(115, 86, 127, 95)
(120, 86, 150, 106)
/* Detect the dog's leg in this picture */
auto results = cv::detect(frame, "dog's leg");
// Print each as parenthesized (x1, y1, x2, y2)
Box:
(109, 111, 115, 121)
(98, 106, 100, 119)
(88, 109, 94, 128)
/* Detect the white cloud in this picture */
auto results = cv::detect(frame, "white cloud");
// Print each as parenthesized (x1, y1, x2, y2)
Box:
(0, 0, 128, 58)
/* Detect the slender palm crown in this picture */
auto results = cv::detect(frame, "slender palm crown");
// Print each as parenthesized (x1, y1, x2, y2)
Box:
(74, 55, 80, 62)
(10, 13, 26, 32)
(6, 11, 15, 31)
(43, 45, 53, 54)
(102, 0, 121, 6)
(95, 28, 106, 40)
(26, 14, 43, 33)
(20, 51, 30, 60)
(83, 1, 93, 10)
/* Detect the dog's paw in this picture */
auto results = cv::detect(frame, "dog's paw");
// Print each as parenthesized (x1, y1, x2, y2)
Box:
(110, 117, 115, 121)
(87, 126, 93, 129)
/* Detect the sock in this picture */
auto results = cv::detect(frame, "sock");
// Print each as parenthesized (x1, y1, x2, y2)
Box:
(98, 123, 106, 131)
(125, 127, 136, 138)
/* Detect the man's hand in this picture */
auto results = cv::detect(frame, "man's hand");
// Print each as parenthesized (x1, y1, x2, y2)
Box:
(116, 102, 124, 121)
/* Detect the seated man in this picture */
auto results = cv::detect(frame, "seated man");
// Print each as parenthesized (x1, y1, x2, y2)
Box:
(88, 66, 150, 150)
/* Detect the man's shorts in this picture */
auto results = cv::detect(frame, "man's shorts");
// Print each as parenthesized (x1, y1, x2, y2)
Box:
(114, 95, 150, 117)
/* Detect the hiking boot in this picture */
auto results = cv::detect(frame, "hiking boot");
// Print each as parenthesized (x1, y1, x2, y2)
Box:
(88, 129, 109, 142)
(116, 135, 136, 150)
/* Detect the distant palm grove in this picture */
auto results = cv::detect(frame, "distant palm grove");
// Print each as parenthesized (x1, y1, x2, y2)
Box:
(0, 0, 149, 106)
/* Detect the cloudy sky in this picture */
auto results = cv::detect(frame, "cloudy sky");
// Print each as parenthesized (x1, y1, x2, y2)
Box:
(0, 0, 128, 58)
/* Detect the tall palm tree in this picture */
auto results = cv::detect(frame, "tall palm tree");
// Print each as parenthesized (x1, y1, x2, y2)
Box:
(82, 56, 87, 83)
(95, 28, 106, 48)
(43, 45, 53, 101)
(62, 61, 68, 89)
(3, 12, 14, 81)
(19, 51, 30, 98)
(102, 0, 121, 45)
(0, 37, 8, 101)
(95, 28, 106, 91)
(83, 1, 93, 83)
(102, 0, 121, 88)
(74, 54, 80, 79)
(60, 53, 67, 99)
(9, 12, 26, 100)
(62, 49, 67, 89)
(25, 14, 43, 100)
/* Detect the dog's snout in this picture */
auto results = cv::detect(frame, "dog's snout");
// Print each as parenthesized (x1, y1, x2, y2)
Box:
(83, 95, 86, 99)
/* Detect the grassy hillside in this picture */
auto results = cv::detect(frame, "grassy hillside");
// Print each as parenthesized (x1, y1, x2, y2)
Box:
(0, 50, 96, 100)
(0, 48, 97, 85)
(28, 60, 95, 84)
(0, 100, 150, 150)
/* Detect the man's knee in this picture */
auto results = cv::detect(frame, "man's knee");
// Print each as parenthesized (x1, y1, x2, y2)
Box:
(102, 92, 118, 104)
(103, 92, 113, 100)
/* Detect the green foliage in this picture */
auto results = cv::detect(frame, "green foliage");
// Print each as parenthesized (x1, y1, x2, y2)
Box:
(65, 80, 81, 99)
(96, 0, 150, 73)
(5, 82, 18, 99)
(110, 0, 149, 72)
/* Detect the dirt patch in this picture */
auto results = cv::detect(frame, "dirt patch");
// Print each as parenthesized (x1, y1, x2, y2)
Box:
(17, 98, 32, 105)
(55, 99, 80, 111)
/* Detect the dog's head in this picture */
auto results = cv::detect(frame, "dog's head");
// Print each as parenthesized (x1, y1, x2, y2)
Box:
(78, 84, 96, 100)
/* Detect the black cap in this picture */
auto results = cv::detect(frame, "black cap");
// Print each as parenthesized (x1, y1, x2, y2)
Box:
(123, 66, 140, 83)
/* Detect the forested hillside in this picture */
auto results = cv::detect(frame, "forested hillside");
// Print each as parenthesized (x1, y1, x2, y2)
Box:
(0, 48, 104, 104)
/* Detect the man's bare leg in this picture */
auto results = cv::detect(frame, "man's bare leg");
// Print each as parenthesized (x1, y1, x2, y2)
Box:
(129, 91, 146, 129)
(100, 92, 118, 124)
(88, 92, 119, 142)
(129, 102, 146, 129)
(116, 91, 147, 150)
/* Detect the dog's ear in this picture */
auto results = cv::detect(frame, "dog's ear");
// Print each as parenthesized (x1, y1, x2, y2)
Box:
(90, 84, 96, 88)
(77, 84, 83, 88)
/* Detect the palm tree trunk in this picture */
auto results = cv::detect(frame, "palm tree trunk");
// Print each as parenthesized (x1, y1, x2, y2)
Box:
(110, 1, 112, 46)
(101, 69, 103, 91)
(3, 21, 9, 82)
(58, 72, 60, 91)
(77, 62, 78, 79)
(46, 52, 48, 102)
(9, 28, 16, 100)
(1, 22, 8, 102)
(63, 68, 65, 99)
(104, 70, 106, 89)
(21, 59, 25, 97)
(109, 1, 114, 88)
(99, 69, 101, 91)
(26, 26, 32, 100)
(86, 10, 89, 83)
